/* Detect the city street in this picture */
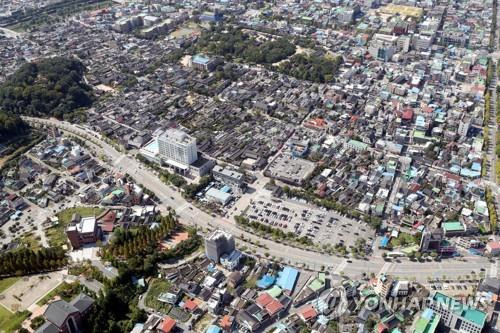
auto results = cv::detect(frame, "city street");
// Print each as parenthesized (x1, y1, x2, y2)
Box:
(22, 116, 498, 282)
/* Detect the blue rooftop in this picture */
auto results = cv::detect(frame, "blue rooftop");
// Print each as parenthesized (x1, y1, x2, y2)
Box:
(206, 325, 222, 333)
(193, 54, 210, 65)
(380, 236, 390, 247)
(257, 274, 275, 289)
(276, 266, 298, 292)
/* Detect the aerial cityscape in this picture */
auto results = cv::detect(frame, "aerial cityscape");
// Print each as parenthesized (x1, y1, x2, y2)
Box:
(0, 0, 499, 332)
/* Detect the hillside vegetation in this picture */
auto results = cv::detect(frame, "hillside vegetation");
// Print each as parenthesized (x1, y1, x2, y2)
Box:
(0, 57, 94, 122)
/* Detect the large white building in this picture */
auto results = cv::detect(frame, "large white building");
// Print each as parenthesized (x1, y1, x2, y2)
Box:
(158, 128, 198, 166)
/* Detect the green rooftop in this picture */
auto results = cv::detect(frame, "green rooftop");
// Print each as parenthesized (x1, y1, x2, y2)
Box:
(267, 285, 282, 298)
(433, 293, 486, 327)
(347, 139, 368, 150)
(308, 273, 326, 292)
(442, 221, 465, 232)
(112, 189, 124, 196)
(414, 310, 440, 333)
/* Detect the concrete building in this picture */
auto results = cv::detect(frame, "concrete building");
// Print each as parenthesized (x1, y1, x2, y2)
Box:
(205, 230, 235, 263)
(344, 139, 369, 152)
(206, 188, 232, 206)
(212, 165, 244, 191)
(368, 34, 398, 61)
(458, 117, 471, 139)
(374, 274, 392, 299)
(66, 216, 100, 249)
(158, 128, 198, 168)
(427, 292, 486, 333)
(220, 249, 243, 270)
(189, 54, 222, 72)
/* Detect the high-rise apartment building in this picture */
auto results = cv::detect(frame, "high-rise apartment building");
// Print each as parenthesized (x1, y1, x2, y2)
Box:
(157, 128, 198, 166)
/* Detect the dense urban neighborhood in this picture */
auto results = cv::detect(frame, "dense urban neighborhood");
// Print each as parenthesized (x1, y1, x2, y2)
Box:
(0, 0, 500, 332)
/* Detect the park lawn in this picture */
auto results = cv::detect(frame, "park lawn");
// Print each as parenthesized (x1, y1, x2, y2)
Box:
(57, 207, 105, 225)
(0, 277, 20, 293)
(47, 207, 105, 247)
(390, 232, 420, 248)
(0, 305, 30, 333)
(144, 279, 172, 314)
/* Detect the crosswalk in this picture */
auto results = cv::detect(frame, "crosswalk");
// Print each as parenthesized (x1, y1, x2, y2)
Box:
(378, 262, 392, 275)
(334, 259, 348, 275)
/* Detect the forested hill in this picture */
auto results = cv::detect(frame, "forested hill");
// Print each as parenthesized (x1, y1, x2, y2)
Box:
(0, 111, 28, 141)
(0, 57, 94, 140)
(0, 57, 94, 119)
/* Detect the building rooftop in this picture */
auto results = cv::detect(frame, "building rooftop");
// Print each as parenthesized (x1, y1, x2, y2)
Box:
(207, 229, 233, 242)
(276, 266, 299, 292)
(79, 216, 97, 234)
(193, 54, 211, 65)
(206, 188, 232, 202)
(159, 128, 196, 145)
(414, 308, 440, 333)
(433, 292, 486, 327)
(442, 221, 465, 232)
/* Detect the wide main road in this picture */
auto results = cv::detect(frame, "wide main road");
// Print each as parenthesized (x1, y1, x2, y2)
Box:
(23, 117, 497, 282)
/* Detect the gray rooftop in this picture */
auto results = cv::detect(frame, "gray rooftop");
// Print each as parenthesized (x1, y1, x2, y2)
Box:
(44, 300, 79, 328)
(70, 293, 95, 313)
(35, 322, 59, 333)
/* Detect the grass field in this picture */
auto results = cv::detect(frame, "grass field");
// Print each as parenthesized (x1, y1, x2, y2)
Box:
(144, 279, 172, 314)
(0, 305, 30, 333)
(0, 278, 20, 294)
(18, 232, 42, 251)
(47, 207, 105, 247)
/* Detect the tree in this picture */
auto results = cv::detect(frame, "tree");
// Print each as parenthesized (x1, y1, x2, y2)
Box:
(0, 112, 29, 140)
(30, 316, 46, 330)
(0, 57, 94, 122)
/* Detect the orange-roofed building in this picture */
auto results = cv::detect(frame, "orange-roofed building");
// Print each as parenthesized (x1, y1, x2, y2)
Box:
(486, 241, 500, 256)
(376, 322, 388, 333)
(219, 315, 234, 331)
(159, 316, 176, 333)
(401, 109, 413, 121)
(255, 293, 273, 308)
(184, 299, 198, 312)
(265, 299, 284, 316)
(100, 210, 116, 223)
(297, 304, 317, 322)
(304, 118, 327, 130)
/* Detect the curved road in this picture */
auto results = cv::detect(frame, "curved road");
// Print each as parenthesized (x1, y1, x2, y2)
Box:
(23, 117, 497, 282)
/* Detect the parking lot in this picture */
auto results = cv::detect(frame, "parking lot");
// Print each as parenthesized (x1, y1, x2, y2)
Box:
(428, 282, 477, 297)
(243, 197, 375, 249)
